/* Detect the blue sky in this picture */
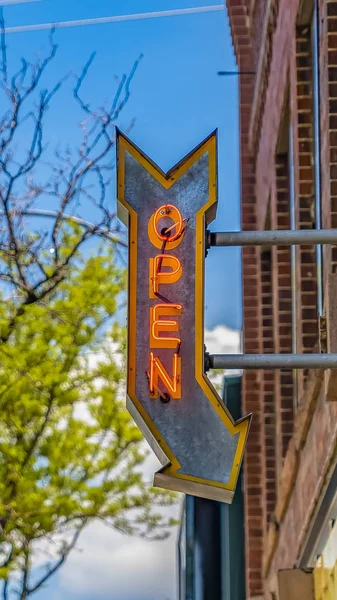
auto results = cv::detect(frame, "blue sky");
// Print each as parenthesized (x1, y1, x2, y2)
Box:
(5, 0, 241, 331)
(2, 1, 240, 598)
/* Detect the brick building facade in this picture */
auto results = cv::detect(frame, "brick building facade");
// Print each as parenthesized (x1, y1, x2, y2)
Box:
(227, 0, 337, 598)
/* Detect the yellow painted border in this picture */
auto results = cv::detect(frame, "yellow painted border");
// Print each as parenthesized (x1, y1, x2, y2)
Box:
(117, 129, 251, 496)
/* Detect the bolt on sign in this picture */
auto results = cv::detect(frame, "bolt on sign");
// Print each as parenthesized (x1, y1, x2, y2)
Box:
(117, 130, 251, 503)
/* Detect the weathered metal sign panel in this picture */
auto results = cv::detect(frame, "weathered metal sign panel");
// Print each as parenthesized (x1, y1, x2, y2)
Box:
(116, 130, 251, 503)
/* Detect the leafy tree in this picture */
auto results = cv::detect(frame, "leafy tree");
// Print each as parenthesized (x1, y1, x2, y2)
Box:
(0, 247, 175, 599)
(0, 17, 176, 600)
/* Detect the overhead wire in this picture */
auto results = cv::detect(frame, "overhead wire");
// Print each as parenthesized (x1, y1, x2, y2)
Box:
(0, 0, 41, 6)
(1, 5, 224, 34)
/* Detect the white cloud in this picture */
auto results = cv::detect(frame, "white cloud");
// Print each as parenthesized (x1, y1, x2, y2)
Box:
(86, 342, 123, 371)
(32, 447, 179, 600)
(58, 521, 178, 600)
(204, 324, 241, 355)
(204, 325, 241, 392)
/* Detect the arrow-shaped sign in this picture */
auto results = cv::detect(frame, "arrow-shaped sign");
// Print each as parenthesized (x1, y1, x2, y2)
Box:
(117, 130, 251, 503)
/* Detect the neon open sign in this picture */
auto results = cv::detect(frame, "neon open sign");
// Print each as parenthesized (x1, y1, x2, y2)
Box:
(148, 204, 187, 400)
(117, 130, 250, 503)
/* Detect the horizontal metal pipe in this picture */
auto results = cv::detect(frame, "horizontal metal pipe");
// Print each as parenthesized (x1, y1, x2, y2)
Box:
(209, 229, 337, 247)
(208, 353, 337, 370)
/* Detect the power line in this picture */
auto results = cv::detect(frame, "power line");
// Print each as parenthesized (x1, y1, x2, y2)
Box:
(2, 5, 224, 34)
(0, 209, 128, 247)
(0, 0, 41, 6)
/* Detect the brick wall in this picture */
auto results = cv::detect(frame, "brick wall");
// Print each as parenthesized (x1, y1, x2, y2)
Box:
(327, 2, 337, 271)
(250, 0, 269, 70)
(226, 0, 337, 598)
(260, 248, 277, 520)
(226, 3, 267, 596)
(274, 154, 294, 461)
(295, 24, 318, 387)
(319, 0, 337, 274)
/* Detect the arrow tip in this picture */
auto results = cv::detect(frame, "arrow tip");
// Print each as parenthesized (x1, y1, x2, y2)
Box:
(153, 411, 252, 505)
(154, 466, 235, 504)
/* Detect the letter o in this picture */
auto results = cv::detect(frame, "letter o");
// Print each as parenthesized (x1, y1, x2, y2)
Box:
(148, 204, 184, 250)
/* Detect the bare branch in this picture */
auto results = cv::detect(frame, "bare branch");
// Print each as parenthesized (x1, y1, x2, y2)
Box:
(73, 51, 96, 115)
(2, 579, 8, 600)
(21, 543, 29, 599)
(27, 524, 85, 596)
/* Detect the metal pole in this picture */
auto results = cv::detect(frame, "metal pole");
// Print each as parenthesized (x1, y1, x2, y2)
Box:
(0, 209, 128, 247)
(217, 71, 255, 76)
(313, 0, 324, 315)
(221, 377, 245, 600)
(289, 122, 298, 408)
(207, 353, 337, 370)
(208, 229, 337, 247)
(194, 498, 222, 600)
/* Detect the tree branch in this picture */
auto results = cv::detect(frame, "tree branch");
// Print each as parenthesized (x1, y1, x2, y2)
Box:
(21, 542, 30, 600)
(2, 579, 8, 600)
(26, 524, 85, 596)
